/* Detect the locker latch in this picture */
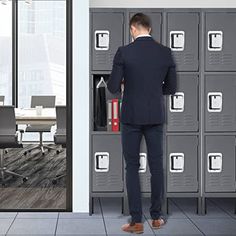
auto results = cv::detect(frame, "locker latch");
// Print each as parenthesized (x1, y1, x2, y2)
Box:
(170, 31, 185, 51)
(95, 30, 110, 50)
(95, 152, 109, 172)
(170, 153, 184, 173)
(208, 153, 222, 173)
(139, 153, 147, 173)
(169, 92, 184, 112)
(208, 92, 222, 112)
(208, 31, 223, 51)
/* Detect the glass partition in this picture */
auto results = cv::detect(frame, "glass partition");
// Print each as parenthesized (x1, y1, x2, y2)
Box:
(0, 1, 12, 105)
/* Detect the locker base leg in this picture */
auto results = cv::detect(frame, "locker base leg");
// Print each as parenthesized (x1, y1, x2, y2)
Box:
(234, 199, 236, 214)
(201, 197, 206, 215)
(162, 197, 168, 215)
(197, 197, 201, 215)
(89, 197, 94, 216)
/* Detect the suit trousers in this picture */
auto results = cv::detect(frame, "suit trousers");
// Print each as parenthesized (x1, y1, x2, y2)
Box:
(121, 123, 164, 223)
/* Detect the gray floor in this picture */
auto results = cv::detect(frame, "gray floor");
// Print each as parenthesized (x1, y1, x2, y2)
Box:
(0, 197, 236, 235)
(0, 145, 66, 209)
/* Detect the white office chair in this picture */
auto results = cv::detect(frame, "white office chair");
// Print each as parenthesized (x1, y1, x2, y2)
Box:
(0, 96, 4, 106)
(0, 96, 8, 154)
(24, 96, 58, 155)
(52, 106, 66, 184)
(0, 106, 28, 186)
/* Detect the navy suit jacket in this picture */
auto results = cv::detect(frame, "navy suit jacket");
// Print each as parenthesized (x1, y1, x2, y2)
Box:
(107, 36, 177, 125)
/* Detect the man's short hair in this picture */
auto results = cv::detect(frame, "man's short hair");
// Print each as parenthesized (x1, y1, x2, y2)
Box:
(129, 13, 151, 30)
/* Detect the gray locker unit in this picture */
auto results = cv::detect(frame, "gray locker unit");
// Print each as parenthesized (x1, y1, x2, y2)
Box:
(167, 74, 199, 132)
(167, 13, 199, 71)
(205, 74, 236, 132)
(129, 11, 162, 42)
(205, 136, 236, 192)
(90, 8, 236, 216)
(167, 135, 199, 192)
(205, 13, 236, 71)
(91, 12, 124, 71)
(92, 135, 123, 192)
(139, 139, 151, 193)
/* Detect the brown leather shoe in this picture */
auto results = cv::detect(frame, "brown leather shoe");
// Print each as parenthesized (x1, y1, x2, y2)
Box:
(151, 218, 166, 229)
(121, 222, 144, 234)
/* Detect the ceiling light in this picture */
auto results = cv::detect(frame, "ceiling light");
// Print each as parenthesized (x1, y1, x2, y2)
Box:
(25, 0, 32, 4)
(1, 0, 8, 5)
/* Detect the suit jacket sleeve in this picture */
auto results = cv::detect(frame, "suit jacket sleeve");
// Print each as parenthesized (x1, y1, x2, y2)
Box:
(162, 48, 177, 95)
(107, 47, 124, 94)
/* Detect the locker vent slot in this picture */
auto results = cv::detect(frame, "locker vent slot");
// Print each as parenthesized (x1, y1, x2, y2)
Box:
(208, 53, 233, 65)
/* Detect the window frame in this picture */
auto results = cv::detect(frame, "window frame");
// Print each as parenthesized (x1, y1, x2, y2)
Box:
(0, 0, 72, 212)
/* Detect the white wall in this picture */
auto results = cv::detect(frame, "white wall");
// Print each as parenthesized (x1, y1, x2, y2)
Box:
(90, 0, 236, 8)
(73, 0, 90, 212)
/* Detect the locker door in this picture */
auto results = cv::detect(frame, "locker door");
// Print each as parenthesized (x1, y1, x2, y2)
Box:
(205, 75, 236, 132)
(167, 13, 199, 71)
(92, 135, 123, 192)
(167, 136, 198, 192)
(91, 12, 124, 71)
(167, 74, 199, 132)
(129, 11, 162, 42)
(205, 136, 236, 192)
(139, 138, 151, 193)
(205, 13, 236, 71)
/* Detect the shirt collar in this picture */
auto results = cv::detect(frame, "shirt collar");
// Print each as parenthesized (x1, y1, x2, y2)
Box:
(135, 34, 152, 39)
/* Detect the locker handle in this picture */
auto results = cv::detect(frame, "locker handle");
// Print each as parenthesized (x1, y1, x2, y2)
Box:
(207, 92, 222, 112)
(169, 92, 184, 112)
(169, 153, 184, 173)
(208, 153, 222, 173)
(95, 30, 110, 51)
(139, 153, 147, 173)
(170, 31, 185, 51)
(208, 31, 223, 51)
(95, 152, 109, 172)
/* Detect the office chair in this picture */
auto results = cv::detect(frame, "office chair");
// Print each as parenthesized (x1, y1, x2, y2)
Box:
(24, 95, 57, 155)
(0, 106, 28, 186)
(0, 96, 4, 106)
(52, 106, 66, 184)
(0, 96, 8, 154)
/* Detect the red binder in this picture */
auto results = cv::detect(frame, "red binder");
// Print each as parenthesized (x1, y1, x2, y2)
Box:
(112, 99, 119, 132)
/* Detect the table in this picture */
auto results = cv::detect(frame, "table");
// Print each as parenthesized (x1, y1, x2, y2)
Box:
(15, 108, 56, 125)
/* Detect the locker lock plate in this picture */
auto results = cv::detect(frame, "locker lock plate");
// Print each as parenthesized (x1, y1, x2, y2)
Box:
(139, 153, 147, 173)
(95, 30, 110, 50)
(208, 92, 222, 112)
(170, 153, 184, 173)
(208, 31, 223, 51)
(170, 31, 185, 51)
(169, 92, 184, 112)
(95, 152, 109, 172)
(208, 153, 222, 173)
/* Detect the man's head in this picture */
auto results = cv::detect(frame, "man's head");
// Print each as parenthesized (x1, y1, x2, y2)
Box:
(129, 13, 151, 40)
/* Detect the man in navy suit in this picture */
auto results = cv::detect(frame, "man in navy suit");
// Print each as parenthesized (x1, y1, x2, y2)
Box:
(107, 13, 177, 234)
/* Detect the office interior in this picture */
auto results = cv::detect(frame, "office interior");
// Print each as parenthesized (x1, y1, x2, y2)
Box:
(0, 0, 72, 211)
(0, 0, 236, 223)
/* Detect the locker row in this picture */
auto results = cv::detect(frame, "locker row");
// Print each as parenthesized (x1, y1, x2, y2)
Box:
(91, 10, 236, 72)
(91, 134, 236, 194)
(92, 74, 236, 132)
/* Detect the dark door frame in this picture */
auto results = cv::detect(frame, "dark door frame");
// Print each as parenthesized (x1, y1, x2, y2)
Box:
(1, 0, 73, 212)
